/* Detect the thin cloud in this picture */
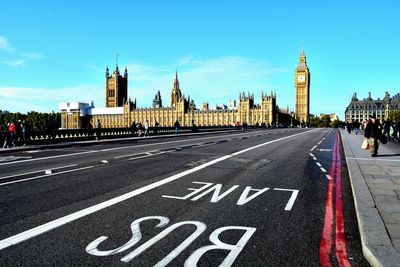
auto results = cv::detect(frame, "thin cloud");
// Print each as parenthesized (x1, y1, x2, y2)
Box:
(0, 36, 14, 52)
(20, 52, 43, 60)
(3, 59, 25, 67)
(0, 84, 103, 113)
(127, 56, 288, 109)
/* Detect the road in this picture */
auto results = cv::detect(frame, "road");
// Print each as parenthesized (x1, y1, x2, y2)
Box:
(0, 128, 370, 266)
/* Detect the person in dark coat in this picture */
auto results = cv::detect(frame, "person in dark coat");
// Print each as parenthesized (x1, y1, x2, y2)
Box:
(364, 114, 382, 157)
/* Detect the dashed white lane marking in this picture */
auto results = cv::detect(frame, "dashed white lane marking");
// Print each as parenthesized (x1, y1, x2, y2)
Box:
(309, 153, 315, 157)
(313, 157, 317, 160)
(320, 167, 327, 173)
(311, 145, 317, 151)
(326, 175, 332, 180)
(316, 162, 322, 167)
(0, 166, 95, 186)
(0, 129, 316, 251)
(0, 164, 78, 181)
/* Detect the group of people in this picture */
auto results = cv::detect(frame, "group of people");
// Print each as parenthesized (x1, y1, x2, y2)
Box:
(130, 120, 181, 138)
(1, 119, 30, 148)
(359, 114, 400, 157)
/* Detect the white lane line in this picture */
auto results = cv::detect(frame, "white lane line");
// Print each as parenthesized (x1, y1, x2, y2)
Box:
(0, 166, 95, 186)
(0, 151, 98, 166)
(320, 167, 327, 173)
(114, 152, 147, 159)
(310, 145, 317, 151)
(231, 130, 314, 156)
(309, 153, 315, 157)
(316, 162, 322, 167)
(0, 130, 315, 250)
(0, 164, 78, 180)
(99, 132, 260, 152)
(326, 175, 332, 180)
(129, 155, 154, 161)
(317, 141, 322, 145)
(313, 157, 317, 161)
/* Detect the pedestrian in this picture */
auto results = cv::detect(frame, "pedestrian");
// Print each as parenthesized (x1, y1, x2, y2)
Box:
(174, 119, 180, 135)
(364, 114, 382, 157)
(352, 120, 360, 135)
(95, 119, 102, 140)
(20, 119, 28, 146)
(144, 120, 150, 137)
(382, 118, 391, 142)
(137, 122, 143, 137)
(7, 121, 17, 148)
(2, 123, 10, 148)
(154, 120, 159, 135)
(346, 120, 352, 134)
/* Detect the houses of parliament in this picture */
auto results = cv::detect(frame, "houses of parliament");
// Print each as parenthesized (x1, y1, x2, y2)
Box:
(59, 51, 310, 129)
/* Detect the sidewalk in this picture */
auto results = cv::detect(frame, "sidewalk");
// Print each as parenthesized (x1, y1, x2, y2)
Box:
(341, 130, 400, 267)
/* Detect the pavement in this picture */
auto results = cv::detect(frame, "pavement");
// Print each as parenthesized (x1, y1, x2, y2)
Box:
(341, 129, 400, 267)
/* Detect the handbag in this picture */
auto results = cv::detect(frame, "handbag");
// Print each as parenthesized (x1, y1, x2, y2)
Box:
(380, 134, 387, 144)
(361, 138, 369, 149)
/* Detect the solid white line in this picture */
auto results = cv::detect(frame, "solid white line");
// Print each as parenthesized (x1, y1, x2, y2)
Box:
(320, 167, 327, 173)
(231, 130, 314, 156)
(0, 164, 78, 180)
(0, 129, 314, 250)
(0, 151, 97, 166)
(0, 166, 95, 186)
(0, 155, 231, 250)
(311, 145, 317, 151)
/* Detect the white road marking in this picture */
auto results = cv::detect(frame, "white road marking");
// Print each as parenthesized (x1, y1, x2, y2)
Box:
(316, 162, 322, 167)
(272, 188, 299, 211)
(320, 167, 327, 173)
(0, 150, 97, 166)
(0, 129, 315, 250)
(313, 157, 317, 161)
(0, 166, 95, 186)
(326, 175, 333, 180)
(309, 153, 315, 157)
(0, 164, 78, 180)
(310, 145, 317, 151)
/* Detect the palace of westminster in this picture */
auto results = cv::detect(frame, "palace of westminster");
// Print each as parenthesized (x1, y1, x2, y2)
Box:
(59, 51, 310, 129)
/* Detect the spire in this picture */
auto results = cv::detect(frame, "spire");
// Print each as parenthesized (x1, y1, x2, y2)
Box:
(106, 65, 109, 76)
(173, 70, 179, 90)
(124, 66, 128, 78)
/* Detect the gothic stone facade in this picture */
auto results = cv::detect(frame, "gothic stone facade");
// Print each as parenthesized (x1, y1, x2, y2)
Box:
(60, 67, 277, 129)
(294, 49, 310, 124)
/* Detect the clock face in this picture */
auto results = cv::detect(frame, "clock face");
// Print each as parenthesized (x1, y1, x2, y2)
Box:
(297, 74, 305, 83)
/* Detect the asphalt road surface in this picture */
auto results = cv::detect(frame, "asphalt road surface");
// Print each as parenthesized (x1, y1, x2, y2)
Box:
(0, 128, 370, 266)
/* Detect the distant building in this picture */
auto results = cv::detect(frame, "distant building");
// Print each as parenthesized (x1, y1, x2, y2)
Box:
(320, 113, 339, 121)
(229, 99, 237, 110)
(294, 48, 310, 124)
(344, 92, 400, 122)
(60, 65, 278, 129)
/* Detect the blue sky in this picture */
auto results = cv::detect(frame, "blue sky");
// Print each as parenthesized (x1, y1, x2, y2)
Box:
(0, 1, 399, 120)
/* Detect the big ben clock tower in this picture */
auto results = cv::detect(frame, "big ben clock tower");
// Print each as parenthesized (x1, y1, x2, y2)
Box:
(294, 48, 310, 125)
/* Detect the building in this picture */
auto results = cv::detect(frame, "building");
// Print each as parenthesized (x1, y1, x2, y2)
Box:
(294, 48, 310, 124)
(60, 65, 278, 129)
(105, 65, 128, 108)
(319, 113, 339, 121)
(345, 92, 400, 123)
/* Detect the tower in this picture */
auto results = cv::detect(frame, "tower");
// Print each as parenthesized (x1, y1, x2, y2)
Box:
(294, 48, 310, 124)
(171, 71, 182, 107)
(105, 63, 128, 108)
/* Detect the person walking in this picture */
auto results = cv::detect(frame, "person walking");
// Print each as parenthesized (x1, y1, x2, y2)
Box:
(7, 121, 17, 148)
(20, 119, 28, 146)
(2, 123, 10, 148)
(95, 119, 102, 141)
(382, 118, 391, 142)
(144, 120, 150, 137)
(174, 119, 180, 135)
(364, 114, 382, 157)
(352, 120, 360, 135)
